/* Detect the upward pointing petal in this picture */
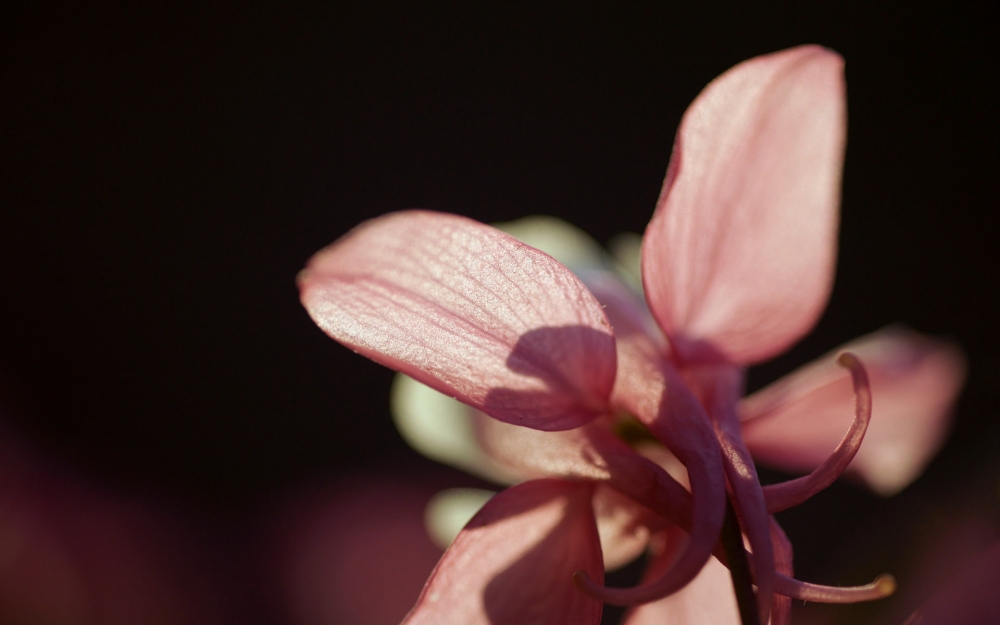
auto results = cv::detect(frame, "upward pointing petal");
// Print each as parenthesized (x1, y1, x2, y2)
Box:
(642, 45, 846, 365)
(299, 210, 616, 431)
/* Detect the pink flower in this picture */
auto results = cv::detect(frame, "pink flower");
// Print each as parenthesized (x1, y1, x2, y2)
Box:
(0, 424, 227, 625)
(298, 45, 965, 625)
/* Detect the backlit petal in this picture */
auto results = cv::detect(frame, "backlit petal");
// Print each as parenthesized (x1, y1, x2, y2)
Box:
(475, 415, 623, 482)
(299, 210, 616, 431)
(403, 479, 603, 625)
(494, 215, 608, 276)
(642, 45, 846, 365)
(740, 327, 966, 495)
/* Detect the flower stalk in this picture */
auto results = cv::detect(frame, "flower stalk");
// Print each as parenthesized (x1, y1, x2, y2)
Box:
(722, 501, 760, 625)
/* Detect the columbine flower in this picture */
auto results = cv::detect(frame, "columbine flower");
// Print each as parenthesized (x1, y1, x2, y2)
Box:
(298, 45, 965, 625)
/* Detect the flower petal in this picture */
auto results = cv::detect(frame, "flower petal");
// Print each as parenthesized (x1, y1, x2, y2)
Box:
(641, 45, 846, 365)
(493, 215, 608, 276)
(740, 327, 966, 495)
(403, 479, 604, 625)
(495, 215, 645, 294)
(585, 270, 669, 356)
(475, 414, 623, 481)
(300, 210, 616, 431)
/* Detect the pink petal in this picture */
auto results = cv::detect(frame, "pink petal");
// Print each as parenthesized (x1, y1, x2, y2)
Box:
(583, 269, 669, 356)
(641, 45, 846, 365)
(621, 528, 740, 625)
(468, 268, 696, 529)
(474, 413, 625, 481)
(403, 479, 603, 625)
(740, 327, 966, 495)
(299, 210, 616, 431)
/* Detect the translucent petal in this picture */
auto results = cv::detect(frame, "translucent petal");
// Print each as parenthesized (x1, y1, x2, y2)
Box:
(403, 479, 603, 625)
(741, 327, 966, 494)
(642, 45, 846, 365)
(300, 210, 616, 431)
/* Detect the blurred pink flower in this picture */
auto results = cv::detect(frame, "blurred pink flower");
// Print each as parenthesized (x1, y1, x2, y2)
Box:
(0, 424, 227, 625)
(902, 543, 1000, 625)
(299, 45, 965, 625)
(264, 476, 446, 625)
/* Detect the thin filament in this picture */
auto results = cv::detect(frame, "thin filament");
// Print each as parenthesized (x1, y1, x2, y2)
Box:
(770, 518, 794, 625)
(719, 542, 897, 606)
(573, 446, 724, 605)
(717, 431, 774, 625)
(574, 362, 726, 606)
(764, 352, 872, 513)
(776, 572, 896, 603)
(704, 365, 774, 625)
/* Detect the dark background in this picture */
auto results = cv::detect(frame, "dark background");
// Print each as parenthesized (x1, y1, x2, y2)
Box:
(2, 2, 997, 624)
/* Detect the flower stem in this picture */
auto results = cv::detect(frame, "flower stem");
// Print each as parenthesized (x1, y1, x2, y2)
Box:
(722, 500, 760, 625)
